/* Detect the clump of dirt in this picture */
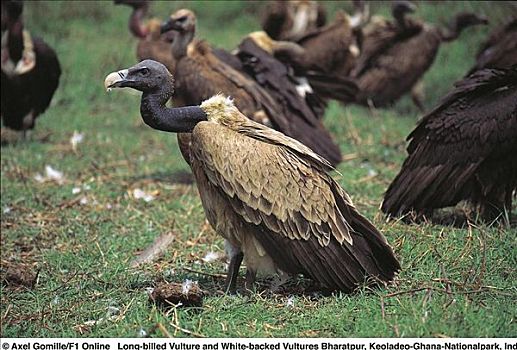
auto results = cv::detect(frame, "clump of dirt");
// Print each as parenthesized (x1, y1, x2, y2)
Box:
(150, 280, 203, 308)
(1, 261, 38, 288)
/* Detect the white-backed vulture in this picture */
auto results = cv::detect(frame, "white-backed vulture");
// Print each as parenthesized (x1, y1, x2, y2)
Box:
(105, 59, 401, 293)
(1, 0, 61, 138)
(381, 66, 517, 222)
(467, 18, 517, 75)
(114, 0, 176, 72)
(160, 9, 343, 166)
(351, 1, 488, 111)
(261, 0, 327, 41)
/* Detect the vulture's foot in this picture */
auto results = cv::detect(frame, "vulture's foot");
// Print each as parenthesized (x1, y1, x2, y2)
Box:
(430, 208, 469, 228)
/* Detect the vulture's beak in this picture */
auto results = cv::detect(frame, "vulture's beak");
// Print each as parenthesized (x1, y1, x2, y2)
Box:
(160, 18, 182, 34)
(104, 69, 129, 91)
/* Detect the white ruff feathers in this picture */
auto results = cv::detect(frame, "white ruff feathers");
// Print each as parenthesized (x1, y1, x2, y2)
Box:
(200, 94, 236, 122)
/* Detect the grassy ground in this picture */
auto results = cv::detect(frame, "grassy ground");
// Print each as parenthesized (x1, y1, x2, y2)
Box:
(1, 1, 516, 338)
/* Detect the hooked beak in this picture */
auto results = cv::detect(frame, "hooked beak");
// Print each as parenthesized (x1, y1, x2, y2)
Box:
(104, 69, 129, 91)
(160, 18, 181, 34)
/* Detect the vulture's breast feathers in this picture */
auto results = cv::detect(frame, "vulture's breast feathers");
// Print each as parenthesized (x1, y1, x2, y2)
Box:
(191, 94, 353, 247)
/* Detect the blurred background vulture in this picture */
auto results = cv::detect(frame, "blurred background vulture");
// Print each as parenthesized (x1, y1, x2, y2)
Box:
(105, 60, 401, 293)
(212, 31, 358, 120)
(351, 1, 488, 111)
(261, 0, 327, 41)
(1, 0, 61, 140)
(382, 66, 517, 223)
(271, 8, 365, 83)
(115, 0, 176, 72)
(160, 9, 344, 166)
(467, 17, 517, 75)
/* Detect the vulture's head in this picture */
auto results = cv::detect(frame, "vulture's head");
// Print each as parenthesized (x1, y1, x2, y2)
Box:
(392, 1, 416, 19)
(104, 59, 174, 94)
(113, 0, 148, 10)
(248, 31, 276, 54)
(453, 12, 489, 29)
(105, 60, 209, 134)
(2, 0, 23, 28)
(161, 9, 196, 35)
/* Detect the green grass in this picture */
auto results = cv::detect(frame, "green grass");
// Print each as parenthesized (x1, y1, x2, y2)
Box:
(1, 1, 516, 338)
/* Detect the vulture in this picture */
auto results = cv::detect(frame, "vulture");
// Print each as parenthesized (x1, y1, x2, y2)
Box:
(271, 9, 363, 80)
(114, 0, 176, 72)
(351, 1, 488, 111)
(160, 9, 343, 166)
(261, 0, 327, 41)
(212, 31, 358, 120)
(1, 0, 61, 137)
(467, 18, 517, 75)
(105, 59, 401, 293)
(381, 66, 517, 222)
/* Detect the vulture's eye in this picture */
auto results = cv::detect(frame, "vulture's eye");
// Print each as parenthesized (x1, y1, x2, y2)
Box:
(140, 67, 150, 76)
(177, 16, 188, 23)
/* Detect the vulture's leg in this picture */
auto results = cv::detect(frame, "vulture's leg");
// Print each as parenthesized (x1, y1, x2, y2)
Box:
(224, 240, 243, 294)
(244, 268, 257, 291)
(23, 129, 32, 141)
(411, 80, 425, 112)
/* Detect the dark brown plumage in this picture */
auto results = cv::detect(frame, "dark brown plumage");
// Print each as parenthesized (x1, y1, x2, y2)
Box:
(105, 60, 401, 293)
(161, 9, 344, 166)
(467, 18, 517, 75)
(114, 0, 176, 73)
(273, 10, 362, 78)
(213, 31, 358, 123)
(381, 66, 517, 222)
(1, 0, 61, 134)
(262, 0, 326, 41)
(212, 32, 328, 121)
(351, 2, 488, 110)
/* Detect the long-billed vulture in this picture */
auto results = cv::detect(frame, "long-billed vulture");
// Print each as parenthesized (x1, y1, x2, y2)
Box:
(381, 66, 517, 222)
(351, 1, 488, 111)
(261, 0, 327, 41)
(160, 9, 343, 166)
(1, 0, 61, 137)
(105, 59, 401, 293)
(467, 18, 517, 75)
(114, 0, 176, 72)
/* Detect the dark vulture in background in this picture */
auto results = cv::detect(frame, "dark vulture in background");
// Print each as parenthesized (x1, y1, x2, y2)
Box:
(105, 60, 401, 293)
(212, 31, 358, 120)
(160, 9, 343, 166)
(1, 0, 61, 138)
(351, 1, 488, 111)
(272, 9, 364, 80)
(114, 0, 176, 72)
(211, 32, 328, 122)
(382, 67, 517, 223)
(467, 18, 517, 75)
(261, 0, 326, 41)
